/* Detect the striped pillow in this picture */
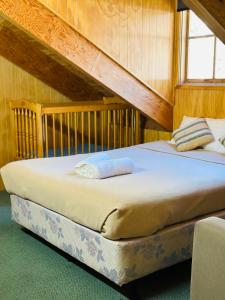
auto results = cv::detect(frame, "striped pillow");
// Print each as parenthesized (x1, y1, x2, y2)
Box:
(219, 134, 225, 148)
(172, 118, 214, 152)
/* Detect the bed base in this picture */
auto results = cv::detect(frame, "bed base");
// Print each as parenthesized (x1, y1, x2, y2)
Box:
(11, 195, 225, 286)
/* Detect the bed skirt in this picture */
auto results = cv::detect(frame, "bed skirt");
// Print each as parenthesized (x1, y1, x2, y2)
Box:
(11, 195, 225, 286)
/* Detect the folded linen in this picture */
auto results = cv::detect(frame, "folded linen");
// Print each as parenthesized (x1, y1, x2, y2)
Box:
(75, 155, 134, 179)
(75, 153, 110, 168)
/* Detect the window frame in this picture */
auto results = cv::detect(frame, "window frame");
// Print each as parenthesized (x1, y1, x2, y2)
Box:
(185, 10, 225, 84)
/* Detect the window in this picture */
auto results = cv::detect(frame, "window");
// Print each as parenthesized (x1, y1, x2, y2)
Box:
(186, 11, 225, 82)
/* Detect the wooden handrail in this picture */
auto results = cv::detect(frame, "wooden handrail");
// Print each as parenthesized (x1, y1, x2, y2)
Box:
(42, 103, 132, 115)
(10, 99, 42, 113)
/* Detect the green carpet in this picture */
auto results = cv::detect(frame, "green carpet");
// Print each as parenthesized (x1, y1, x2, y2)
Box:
(0, 192, 191, 300)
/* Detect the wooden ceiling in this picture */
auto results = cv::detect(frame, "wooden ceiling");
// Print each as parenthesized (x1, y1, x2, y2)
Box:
(0, 0, 173, 130)
(183, 0, 225, 44)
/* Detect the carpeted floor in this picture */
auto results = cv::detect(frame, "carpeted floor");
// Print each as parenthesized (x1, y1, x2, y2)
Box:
(0, 191, 191, 300)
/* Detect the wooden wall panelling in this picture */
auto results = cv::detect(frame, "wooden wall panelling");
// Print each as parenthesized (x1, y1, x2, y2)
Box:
(145, 83, 225, 142)
(55, 1, 68, 20)
(37, 0, 176, 103)
(67, 0, 76, 25)
(127, 0, 143, 81)
(144, 129, 172, 143)
(143, 0, 174, 102)
(88, 0, 175, 102)
(0, 55, 72, 190)
(45, 0, 58, 11)
(74, 0, 121, 62)
(174, 86, 225, 129)
(118, 1, 128, 70)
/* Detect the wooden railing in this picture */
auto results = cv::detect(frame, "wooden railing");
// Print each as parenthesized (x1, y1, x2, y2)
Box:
(10, 100, 140, 160)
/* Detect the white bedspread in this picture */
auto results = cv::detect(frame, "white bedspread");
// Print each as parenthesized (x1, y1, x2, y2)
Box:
(2, 141, 225, 240)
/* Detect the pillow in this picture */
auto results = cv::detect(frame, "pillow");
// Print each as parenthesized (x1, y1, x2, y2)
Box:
(170, 116, 198, 144)
(219, 134, 225, 147)
(203, 118, 225, 154)
(172, 118, 214, 152)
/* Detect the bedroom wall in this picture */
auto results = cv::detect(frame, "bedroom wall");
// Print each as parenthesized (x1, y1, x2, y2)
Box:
(0, 56, 72, 191)
(38, 0, 176, 104)
(174, 86, 225, 129)
(144, 85, 225, 142)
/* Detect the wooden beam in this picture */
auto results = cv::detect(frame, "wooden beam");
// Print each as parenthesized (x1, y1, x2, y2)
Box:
(0, 0, 173, 130)
(183, 0, 225, 45)
(0, 20, 110, 101)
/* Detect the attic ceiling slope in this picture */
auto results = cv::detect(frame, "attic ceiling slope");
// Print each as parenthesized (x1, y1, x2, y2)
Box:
(183, 0, 225, 45)
(0, 0, 173, 130)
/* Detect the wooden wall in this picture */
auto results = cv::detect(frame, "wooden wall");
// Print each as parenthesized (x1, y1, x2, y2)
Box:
(174, 86, 225, 129)
(0, 56, 72, 190)
(144, 129, 171, 142)
(144, 85, 225, 142)
(38, 0, 176, 103)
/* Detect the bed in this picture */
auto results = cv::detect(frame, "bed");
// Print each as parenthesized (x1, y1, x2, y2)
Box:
(2, 141, 225, 285)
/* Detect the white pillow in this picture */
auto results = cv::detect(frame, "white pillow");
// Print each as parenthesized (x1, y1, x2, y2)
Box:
(170, 116, 197, 144)
(203, 118, 225, 153)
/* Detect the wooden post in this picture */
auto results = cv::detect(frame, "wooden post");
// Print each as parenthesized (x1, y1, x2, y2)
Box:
(36, 103, 43, 158)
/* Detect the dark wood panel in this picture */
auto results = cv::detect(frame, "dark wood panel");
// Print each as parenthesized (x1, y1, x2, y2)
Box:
(0, 0, 173, 130)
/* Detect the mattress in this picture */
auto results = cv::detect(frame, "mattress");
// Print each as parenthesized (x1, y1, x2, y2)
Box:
(11, 194, 225, 285)
(2, 141, 225, 240)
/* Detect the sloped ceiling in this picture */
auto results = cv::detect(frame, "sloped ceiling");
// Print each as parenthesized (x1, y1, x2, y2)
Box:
(0, 0, 173, 130)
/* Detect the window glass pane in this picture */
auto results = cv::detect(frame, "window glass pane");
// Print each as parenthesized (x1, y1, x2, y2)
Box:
(187, 37, 214, 79)
(215, 38, 225, 79)
(189, 11, 213, 37)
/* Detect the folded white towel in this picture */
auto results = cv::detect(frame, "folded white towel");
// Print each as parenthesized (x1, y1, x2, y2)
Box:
(74, 155, 134, 179)
(75, 153, 110, 168)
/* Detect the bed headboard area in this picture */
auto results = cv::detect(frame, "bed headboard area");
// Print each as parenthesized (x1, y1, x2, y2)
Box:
(174, 86, 225, 129)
